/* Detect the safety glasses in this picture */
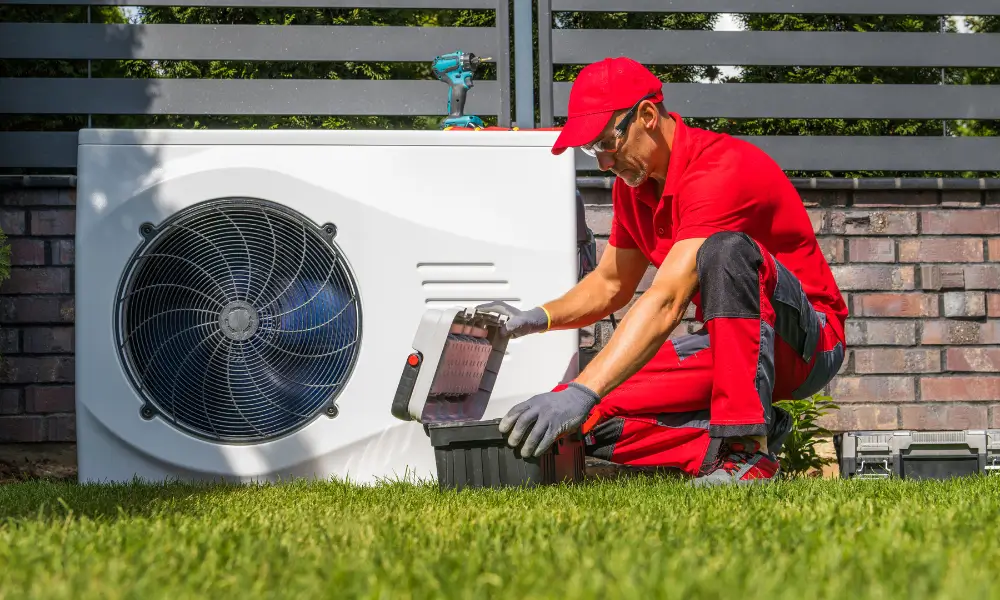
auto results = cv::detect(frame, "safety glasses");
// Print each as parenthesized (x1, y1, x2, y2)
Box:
(578, 92, 657, 158)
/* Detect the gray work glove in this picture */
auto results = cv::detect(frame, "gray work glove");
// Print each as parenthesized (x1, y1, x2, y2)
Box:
(475, 301, 549, 338)
(500, 383, 600, 457)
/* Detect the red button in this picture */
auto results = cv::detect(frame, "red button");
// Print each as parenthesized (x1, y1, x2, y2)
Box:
(657, 227, 665, 235)
(407, 353, 420, 367)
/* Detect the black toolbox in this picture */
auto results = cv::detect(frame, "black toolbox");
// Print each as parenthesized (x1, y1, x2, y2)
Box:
(427, 418, 586, 490)
(391, 306, 587, 490)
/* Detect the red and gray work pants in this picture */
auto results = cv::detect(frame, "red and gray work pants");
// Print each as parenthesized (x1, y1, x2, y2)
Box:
(556, 231, 845, 476)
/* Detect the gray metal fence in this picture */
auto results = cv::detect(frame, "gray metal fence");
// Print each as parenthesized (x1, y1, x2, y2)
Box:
(538, 0, 1000, 172)
(4, 0, 1000, 174)
(0, 0, 511, 169)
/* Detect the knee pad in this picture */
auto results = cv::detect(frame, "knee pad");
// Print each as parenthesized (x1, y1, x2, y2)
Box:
(696, 231, 763, 320)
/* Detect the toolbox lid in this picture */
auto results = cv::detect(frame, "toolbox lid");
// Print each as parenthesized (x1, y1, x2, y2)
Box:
(390, 306, 510, 425)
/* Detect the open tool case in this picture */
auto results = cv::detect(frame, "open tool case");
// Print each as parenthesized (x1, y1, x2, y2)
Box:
(391, 306, 585, 490)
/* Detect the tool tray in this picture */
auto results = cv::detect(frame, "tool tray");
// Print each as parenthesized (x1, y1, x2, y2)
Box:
(391, 306, 586, 489)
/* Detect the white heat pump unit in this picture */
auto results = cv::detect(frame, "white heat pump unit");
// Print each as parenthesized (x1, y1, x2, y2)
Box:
(75, 129, 579, 485)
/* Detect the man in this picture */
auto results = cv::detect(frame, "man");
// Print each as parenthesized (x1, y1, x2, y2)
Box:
(478, 56, 847, 486)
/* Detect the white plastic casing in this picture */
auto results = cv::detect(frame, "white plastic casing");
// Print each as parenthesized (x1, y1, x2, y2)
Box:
(394, 306, 509, 424)
(75, 129, 580, 485)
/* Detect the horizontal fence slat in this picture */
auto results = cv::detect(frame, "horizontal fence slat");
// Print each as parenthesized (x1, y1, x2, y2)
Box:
(4, 0, 495, 6)
(0, 133, 79, 170)
(0, 79, 500, 116)
(550, 0, 1000, 15)
(553, 30, 1000, 67)
(575, 137, 1000, 172)
(0, 23, 499, 61)
(553, 82, 1000, 119)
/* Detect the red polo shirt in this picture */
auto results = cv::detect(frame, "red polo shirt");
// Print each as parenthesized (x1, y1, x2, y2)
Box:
(608, 112, 847, 343)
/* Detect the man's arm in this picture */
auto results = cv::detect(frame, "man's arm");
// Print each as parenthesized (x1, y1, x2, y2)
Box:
(573, 237, 706, 397)
(542, 243, 650, 331)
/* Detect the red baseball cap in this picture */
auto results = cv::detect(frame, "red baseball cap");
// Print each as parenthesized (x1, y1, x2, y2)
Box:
(550, 56, 664, 155)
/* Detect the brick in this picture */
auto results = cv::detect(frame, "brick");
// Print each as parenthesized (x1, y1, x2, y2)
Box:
(941, 190, 982, 207)
(807, 209, 826, 234)
(988, 239, 1000, 261)
(817, 238, 845, 263)
(637, 266, 657, 292)
(818, 404, 897, 432)
(922, 321, 1000, 345)
(963, 265, 1000, 290)
(947, 348, 1000, 372)
(51, 239, 74, 265)
(47, 414, 75, 442)
(853, 349, 941, 374)
(921, 376, 1000, 401)
(29, 210, 75, 235)
(862, 321, 918, 346)
(0, 389, 20, 415)
(829, 210, 918, 235)
(23, 327, 73, 353)
(0, 416, 46, 442)
(0, 268, 71, 295)
(989, 294, 1000, 317)
(922, 209, 1000, 235)
(0, 356, 74, 384)
(845, 321, 865, 346)
(900, 404, 987, 430)
(586, 206, 613, 236)
(831, 265, 914, 291)
(0, 327, 18, 354)
(852, 293, 939, 318)
(943, 292, 986, 318)
(853, 190, 937, 207)
(0, 297, 74, 324)
(799, 190, 849, 207)
(8, 239, 46, 266)
(991, 406, 1000, 428)
(919, 265, 965, 291)
(848, 238, 895, 263)
(25, 386, 74, 414)
(829, 376, 915, 403)
(898, 238, 983, 263)
(0, 189, 75, 207)
(0, 210, 26, 236)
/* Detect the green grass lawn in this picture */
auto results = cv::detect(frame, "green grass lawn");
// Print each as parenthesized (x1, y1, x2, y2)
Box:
(1, 475, 999, 599)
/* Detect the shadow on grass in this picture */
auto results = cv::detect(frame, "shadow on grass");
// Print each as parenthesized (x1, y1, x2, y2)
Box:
(0, 476, 379, 522)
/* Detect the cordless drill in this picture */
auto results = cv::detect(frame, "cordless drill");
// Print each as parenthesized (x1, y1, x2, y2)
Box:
(431, 50, 490, 129)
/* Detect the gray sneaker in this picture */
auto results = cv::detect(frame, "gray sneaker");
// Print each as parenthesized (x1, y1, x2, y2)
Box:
(691, 440, 781, 487)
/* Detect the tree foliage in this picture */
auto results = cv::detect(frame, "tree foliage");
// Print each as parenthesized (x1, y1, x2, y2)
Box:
(719, 13, 970, 178)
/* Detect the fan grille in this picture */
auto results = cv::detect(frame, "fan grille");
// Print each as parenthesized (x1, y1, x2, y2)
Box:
(115, 198, 361, 443)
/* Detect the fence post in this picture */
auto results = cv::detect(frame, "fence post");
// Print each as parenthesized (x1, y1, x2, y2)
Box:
(512, 0, 535, 128)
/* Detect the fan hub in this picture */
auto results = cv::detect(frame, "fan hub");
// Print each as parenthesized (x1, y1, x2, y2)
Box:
(219, 300, 259, 341)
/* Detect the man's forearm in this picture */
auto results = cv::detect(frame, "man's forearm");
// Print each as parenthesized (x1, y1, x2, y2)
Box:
(541, 273, 631, 331)
(573, 287, 689, 397)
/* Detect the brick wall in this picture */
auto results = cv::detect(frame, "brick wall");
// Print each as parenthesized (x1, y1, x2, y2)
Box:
(579, 183, 1000, 434)
(1, 182, 999, 447)
(0, 186, 76, 444)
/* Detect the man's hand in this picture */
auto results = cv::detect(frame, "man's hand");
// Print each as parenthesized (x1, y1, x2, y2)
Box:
(475, 301, 549, 338)
(499, 383, 600, 457)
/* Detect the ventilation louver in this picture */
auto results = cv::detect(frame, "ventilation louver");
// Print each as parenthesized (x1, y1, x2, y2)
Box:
(115, 198, 362, 443)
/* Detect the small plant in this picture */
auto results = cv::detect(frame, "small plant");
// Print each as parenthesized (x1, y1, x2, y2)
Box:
(773, 392, 840, 478)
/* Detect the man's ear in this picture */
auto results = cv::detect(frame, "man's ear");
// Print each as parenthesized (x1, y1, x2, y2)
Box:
(639, 101, 659, 131)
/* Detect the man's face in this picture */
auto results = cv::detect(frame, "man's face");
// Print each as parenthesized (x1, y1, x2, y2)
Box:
(583, 102, 656, 188)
